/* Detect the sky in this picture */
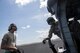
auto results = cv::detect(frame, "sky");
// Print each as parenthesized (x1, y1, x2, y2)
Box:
(0, 0, 59, 45)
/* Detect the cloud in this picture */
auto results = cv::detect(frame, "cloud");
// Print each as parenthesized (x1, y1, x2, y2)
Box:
(21, 27, 27, 29)
(21, 25, 31, 29)
(44, 13, 51, 17)
(36, 30, 49, 38)
(26, 25, 31, 28)
(15, 0, 47, 8)
(40, 0, 47, 8)
(15, 0, 36, 6)
(44, 13, 58, 21)
(31, 14, 43, 20)
(31, 13, 51, 21)
(16, 40, 27, 45)
(36, 28, 59, 40)
(31, 13, 58, 22)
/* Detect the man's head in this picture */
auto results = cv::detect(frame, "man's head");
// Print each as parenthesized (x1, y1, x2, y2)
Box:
(8, 23, 17, 32)
(47, 17, 55, 25)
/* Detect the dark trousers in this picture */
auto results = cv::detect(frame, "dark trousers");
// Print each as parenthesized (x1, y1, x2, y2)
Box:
(48, 39, 57, 53)
(5, 49, 21, 53)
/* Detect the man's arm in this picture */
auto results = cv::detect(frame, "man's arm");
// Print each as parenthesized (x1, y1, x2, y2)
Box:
(43, 26, 53, 44)
(45, 26, 53, 39)
(1, 34, 9, 49)
(48, 27, 53, 39)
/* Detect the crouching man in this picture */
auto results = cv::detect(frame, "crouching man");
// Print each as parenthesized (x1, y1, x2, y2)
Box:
(43, 17, 61, 53)
(1, 23, 19, 53)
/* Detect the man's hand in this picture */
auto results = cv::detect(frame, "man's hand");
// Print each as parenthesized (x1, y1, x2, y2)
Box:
(42, 38, 50, 44)
(10, 47, 17, 51)
(5, 46, 17, 51)
(43, 39, 46, 44)
(1, 45, 17, 51)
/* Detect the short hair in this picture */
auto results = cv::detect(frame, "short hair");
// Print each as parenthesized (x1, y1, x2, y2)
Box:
(46, 17, 55, 25)
(8, 23, 17, 31)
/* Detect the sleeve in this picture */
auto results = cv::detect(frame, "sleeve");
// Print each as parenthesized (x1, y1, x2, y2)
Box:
(48, 26, 54, 39)
(1, 34, 9, 49)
